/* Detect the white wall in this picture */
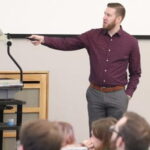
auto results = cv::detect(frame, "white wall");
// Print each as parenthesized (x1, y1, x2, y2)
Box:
(1, 0, 150, 35)
(0, 39, 150, 142)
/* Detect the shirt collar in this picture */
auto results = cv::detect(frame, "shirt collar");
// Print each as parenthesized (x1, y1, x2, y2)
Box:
(101, 26, 124, 37)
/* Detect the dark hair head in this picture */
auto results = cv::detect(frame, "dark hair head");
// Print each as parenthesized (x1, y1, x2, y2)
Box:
(92, 117, 117, 149)
(20, 120, 63, 150)
(119, 112, 150, 150)
(107, 3, 126, 20)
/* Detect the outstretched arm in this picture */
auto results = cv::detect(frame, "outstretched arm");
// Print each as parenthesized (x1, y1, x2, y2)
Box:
(28, 34, 85, 51)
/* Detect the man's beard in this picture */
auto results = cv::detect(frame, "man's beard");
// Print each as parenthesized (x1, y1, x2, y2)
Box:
(103, 20, 116, 31)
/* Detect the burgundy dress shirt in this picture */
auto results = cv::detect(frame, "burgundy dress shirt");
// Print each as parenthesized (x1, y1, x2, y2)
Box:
(43, 27, 141, 97)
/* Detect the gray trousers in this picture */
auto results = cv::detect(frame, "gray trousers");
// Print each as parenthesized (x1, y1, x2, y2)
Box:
(86, 86, 129, 131)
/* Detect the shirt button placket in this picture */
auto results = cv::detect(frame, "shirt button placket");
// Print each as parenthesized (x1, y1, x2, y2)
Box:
(104, 69, 107, 72)
(106, 59, 109, 62)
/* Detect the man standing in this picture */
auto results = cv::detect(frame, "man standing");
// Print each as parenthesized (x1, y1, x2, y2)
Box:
(29, 3, 141, 130)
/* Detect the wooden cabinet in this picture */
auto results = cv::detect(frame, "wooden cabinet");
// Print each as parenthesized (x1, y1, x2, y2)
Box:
(0, 71, 49, 150)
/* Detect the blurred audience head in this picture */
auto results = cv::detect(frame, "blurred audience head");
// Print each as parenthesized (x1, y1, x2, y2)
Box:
(110, 111, 150, 150)
(89, 117, 117, 150)
(18, 119, 63, 150)
(56, 121, 76, 147)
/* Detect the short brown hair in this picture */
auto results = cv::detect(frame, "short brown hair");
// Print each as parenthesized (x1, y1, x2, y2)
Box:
(20, 120, 63, 150)
(107, 3, 126, 20)
(119, 112, 150, 150)
(92, 117, 117, 149)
